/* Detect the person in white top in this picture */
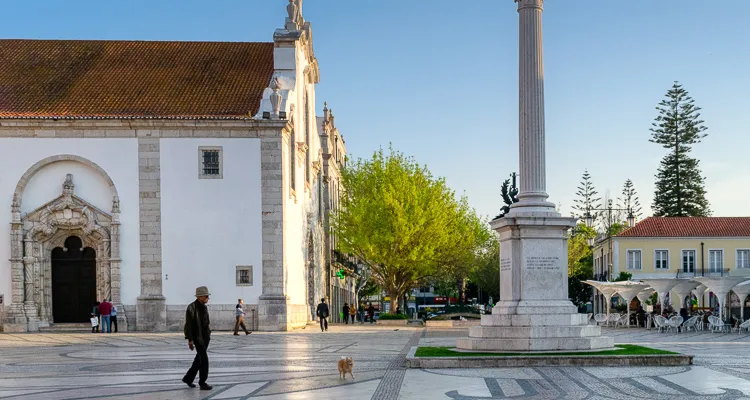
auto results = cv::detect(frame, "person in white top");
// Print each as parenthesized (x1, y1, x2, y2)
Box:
(234, 299, 251, 335)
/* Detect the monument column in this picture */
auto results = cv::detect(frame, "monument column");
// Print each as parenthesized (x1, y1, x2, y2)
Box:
(514, 0, 553, 209)
(457, 0, 612, 352)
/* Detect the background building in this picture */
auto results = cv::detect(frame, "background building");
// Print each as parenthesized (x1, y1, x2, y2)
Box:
(593, 217, 750, 313)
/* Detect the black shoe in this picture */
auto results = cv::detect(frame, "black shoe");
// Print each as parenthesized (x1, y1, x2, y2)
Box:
(233, 333, 239, 336)
(246, 331, 251, 335)
(200, 384, 213, 391)
(181, 378, 196, 388)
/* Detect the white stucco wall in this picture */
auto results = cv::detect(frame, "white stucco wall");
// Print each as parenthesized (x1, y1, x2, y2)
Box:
(160, 138, 263, 306)
(0, 138, 141, 306)
(284, 84, 324, 308)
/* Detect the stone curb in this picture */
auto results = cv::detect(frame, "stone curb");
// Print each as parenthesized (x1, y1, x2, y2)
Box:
(405, 347, 693, 368)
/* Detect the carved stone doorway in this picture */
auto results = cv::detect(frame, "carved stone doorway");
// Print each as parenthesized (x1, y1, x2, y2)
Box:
(51, 236, 97, 323)
(6, 170, 123, 332)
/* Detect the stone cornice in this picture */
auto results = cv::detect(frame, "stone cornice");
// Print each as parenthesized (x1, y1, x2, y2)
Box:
(0, 119, 289, 139)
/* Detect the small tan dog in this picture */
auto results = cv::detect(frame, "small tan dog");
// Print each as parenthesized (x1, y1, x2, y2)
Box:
(337, 357, 355, 380)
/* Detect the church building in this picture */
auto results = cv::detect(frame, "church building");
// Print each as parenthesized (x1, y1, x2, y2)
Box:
(0, 1, 355, 332)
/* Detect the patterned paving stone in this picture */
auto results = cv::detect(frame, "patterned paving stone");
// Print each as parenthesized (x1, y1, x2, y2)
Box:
(3, 326, 750, 399)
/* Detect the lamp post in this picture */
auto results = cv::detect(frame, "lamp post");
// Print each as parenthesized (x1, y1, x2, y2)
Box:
(583, 200, 636, 281)
(582, 200, 636, 314)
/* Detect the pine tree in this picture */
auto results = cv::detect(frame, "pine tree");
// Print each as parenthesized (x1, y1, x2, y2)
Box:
(617, 179, 643, 220)
(650, 82, 711, 217)
(572, 169, 602, 224)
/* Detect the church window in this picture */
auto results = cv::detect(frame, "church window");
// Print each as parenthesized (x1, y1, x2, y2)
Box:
(236, 265, 253, 286)
(199, 146, 223, 179)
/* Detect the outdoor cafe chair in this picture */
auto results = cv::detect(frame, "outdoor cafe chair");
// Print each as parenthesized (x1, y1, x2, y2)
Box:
(708, 316, 726, 333)
(594, 313, 608, 326)
(738, 319, 750, 334)
(607, 313, 621, 327)
(653, 315, 668, 333)
(681, 316, 699, 333)
(667, 316, 683, 333)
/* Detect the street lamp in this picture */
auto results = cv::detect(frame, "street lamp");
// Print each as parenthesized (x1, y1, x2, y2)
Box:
(626, 211, 635, 228)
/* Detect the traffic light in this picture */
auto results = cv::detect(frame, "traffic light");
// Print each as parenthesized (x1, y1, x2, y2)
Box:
(336, 268, 346, 279)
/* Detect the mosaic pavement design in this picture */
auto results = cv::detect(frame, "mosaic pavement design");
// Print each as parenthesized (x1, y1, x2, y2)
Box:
(3, 325, 750, 399)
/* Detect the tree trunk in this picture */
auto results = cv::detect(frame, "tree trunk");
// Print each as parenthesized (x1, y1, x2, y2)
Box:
(389, 290, 400, 314)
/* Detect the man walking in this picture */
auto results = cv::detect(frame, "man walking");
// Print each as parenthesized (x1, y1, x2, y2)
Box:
(233, 298, 251, 335)
(342, 303, 350, 324)
(182, 286, 213, 391)
(316, 298, 329, 332)
(98, 299, 112, 333)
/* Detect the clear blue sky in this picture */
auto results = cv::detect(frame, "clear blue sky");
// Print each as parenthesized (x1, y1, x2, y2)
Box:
(3, 1, 749, 220)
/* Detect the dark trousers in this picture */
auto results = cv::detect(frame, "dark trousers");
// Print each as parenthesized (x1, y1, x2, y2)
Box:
(92, 316, 99, 333)
(319, 317, 328, 331)
(183, 341, 210, 385)
(344, 313, 349, 324)
(111, 316, 118, 333)
(234, 316, 248, 334)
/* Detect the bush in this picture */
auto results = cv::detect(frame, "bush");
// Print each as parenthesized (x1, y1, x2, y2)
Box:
(378, 313, 409, 320)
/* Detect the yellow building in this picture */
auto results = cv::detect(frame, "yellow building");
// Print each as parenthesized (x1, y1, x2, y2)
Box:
(593, 217, 750, 313)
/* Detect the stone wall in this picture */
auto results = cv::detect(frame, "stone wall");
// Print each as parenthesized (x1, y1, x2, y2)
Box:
(287, 304, 309, 329)
(166, 304, 259, 332)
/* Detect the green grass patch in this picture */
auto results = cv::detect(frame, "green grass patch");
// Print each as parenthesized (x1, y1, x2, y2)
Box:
(414, 344, 677, 358)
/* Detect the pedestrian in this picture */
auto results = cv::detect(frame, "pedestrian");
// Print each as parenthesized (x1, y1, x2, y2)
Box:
(316, 298, 329, 332)
(349, 303, 356, 324)
(98, 299, 112, 333)
(182, 286, 213, 391)
(367, 303, 375, 324)
(233, 298, 251, 336)
(110, 301, 118, 333)
(342, 303, 350, 324)
(91, 301, 100, 333)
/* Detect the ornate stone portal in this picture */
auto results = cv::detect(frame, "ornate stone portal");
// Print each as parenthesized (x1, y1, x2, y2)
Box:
(5, 174, 124, 332)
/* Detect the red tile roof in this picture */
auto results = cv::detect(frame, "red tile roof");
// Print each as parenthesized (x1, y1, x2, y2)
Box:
(0, 39, 274, 119)
(617, 217, 750, 238)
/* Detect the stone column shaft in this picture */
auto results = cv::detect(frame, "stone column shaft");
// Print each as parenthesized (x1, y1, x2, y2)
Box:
(516, 0, 550, 207)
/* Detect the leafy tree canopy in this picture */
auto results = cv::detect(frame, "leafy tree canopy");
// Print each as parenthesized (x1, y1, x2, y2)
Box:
(333, 145, 479, 312)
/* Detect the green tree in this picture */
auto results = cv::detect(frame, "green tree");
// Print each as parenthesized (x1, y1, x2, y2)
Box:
(567, 224, 596, 310)
(572, 170, 602, 225)
(434, 200, 492, 304)
(617, 179, 643, 221)
(470, 234, 499, 302)
(650, 81, 711, 216)
(333, 146, 460, 312)
(613, 271, 633, 282)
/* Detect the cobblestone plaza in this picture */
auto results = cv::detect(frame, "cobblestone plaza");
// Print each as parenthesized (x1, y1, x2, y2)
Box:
(3, 326, 750, 399)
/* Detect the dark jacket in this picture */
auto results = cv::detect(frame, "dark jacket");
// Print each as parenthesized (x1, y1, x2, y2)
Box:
(316, 302, 329, 319)
(184, 299, 211, 345)
(342, 304, 350, 314)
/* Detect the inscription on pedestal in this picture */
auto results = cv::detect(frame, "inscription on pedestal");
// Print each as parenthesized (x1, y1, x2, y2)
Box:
(500, 258, 512, 272)
(525, 256, 560, 270)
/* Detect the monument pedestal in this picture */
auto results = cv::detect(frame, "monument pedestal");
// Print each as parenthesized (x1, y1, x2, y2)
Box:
(456, 210, 613, 352)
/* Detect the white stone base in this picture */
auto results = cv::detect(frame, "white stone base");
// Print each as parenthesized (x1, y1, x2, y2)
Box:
(457, 311, 613, 352)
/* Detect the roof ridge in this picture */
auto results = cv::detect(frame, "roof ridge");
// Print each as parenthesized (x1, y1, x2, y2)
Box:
(0, 38, 272, 45)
